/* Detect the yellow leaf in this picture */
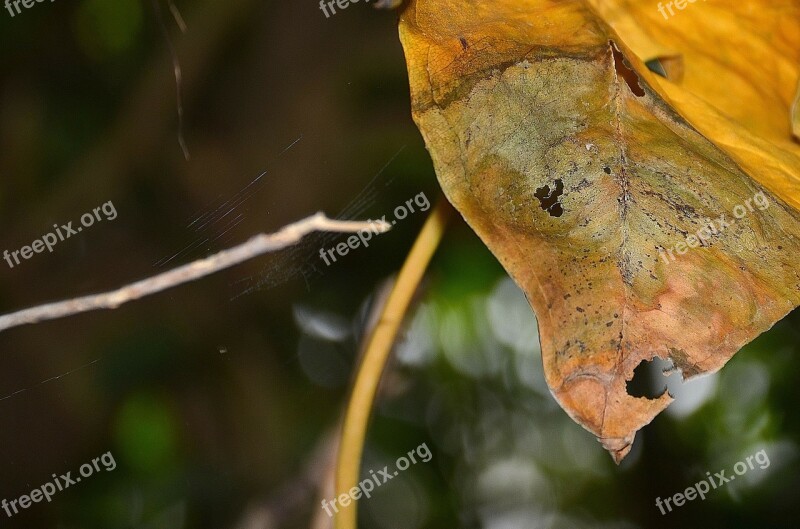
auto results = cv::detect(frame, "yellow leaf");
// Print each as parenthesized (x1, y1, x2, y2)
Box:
(586, 0, 800, 209)
(793, 80, 800, 140)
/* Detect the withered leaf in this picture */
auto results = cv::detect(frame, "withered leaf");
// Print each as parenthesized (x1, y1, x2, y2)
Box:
(793, 82, 800, 140)
(399, 0, 800, 461)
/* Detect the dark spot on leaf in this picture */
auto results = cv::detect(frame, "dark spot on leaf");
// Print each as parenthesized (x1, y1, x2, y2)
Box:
(572, 178, 591, 191)
(668, 347, 701, 378)
(603, 166, 611, 174)
(535, 178, 565, 217)
(459, 37, 468, 50)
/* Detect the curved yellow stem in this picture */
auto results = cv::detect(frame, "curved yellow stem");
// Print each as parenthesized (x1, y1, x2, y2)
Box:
(333, 197, 452, 529)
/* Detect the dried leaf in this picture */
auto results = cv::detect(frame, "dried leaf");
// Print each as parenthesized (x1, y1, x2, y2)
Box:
(793, 81, 800, 140)
(399, 0, 800, 461)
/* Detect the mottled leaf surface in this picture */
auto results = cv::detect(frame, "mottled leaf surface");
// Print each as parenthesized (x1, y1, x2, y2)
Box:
(399, 0, 800, 461)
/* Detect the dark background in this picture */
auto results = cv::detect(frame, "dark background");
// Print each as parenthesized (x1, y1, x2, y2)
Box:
(0, 1, 798, 528)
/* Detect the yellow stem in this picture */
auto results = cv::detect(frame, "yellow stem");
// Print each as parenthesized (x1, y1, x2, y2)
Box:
(333, 196, 452, 529)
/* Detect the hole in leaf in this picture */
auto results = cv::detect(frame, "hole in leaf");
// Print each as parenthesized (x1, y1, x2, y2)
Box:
(626, 358, 670, 399)
(534, 179, 565, 217)
(610, 41, 645, 97)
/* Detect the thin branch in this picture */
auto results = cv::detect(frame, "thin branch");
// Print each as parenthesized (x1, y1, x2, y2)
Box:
(0, 213, 389, 334)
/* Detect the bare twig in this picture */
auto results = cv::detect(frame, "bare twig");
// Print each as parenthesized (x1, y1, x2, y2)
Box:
(0, 214, 389, 334)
